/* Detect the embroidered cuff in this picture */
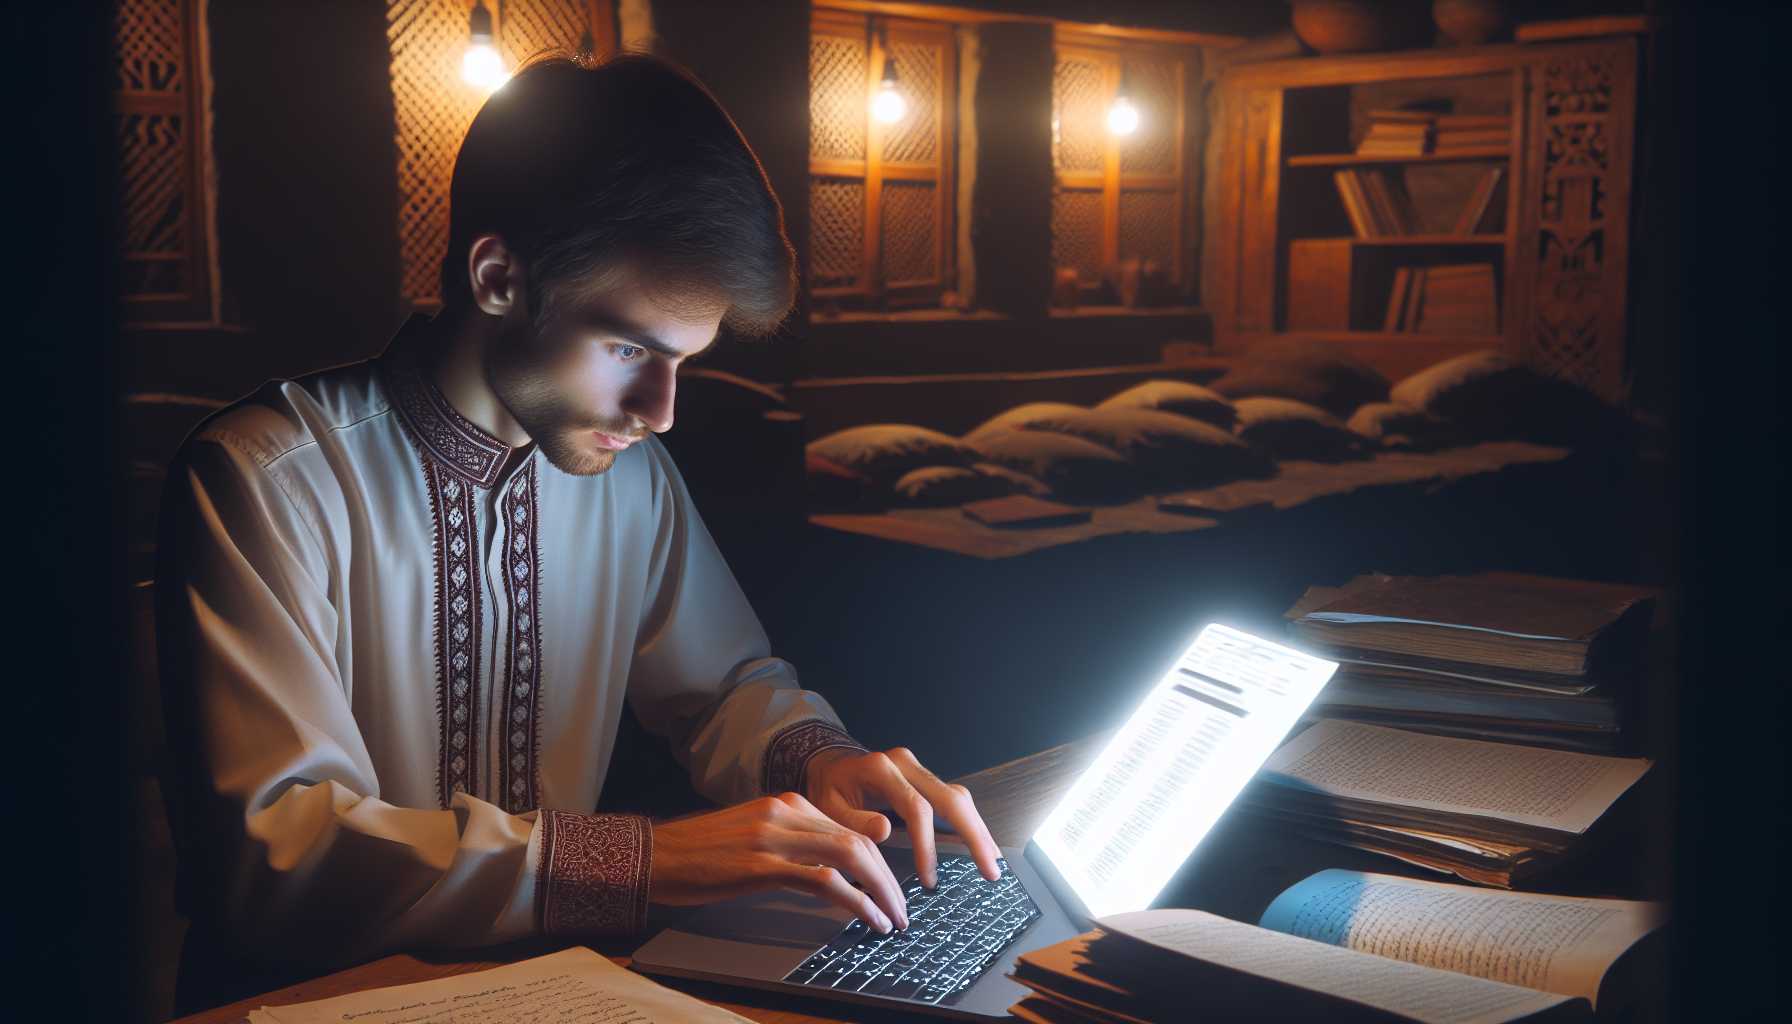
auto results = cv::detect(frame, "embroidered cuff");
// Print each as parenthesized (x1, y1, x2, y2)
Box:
(763, 719, 869, 796)
(535, 811, 652, 938)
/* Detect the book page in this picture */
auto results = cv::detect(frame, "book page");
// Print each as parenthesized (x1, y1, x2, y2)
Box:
(245, 947, 752, 1024)
(1261, 721, 1650, 834)
(1259, 871, 1663, 1008)
(1099, 909, 1575, 1024)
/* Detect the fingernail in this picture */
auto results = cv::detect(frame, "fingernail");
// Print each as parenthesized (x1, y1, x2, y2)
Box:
(877, 910, 894, 933)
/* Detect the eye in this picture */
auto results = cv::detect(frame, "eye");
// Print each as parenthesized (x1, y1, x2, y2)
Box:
(613, 343, 646, 362)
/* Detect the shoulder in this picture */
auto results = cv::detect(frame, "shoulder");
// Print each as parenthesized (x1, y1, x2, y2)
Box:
(186, 360, 391, 473)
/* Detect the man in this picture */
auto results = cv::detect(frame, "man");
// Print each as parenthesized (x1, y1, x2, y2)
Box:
(156, 53, 999, 978)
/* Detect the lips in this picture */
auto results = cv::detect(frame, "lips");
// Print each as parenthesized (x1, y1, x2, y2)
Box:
(592, 431, 636, 451)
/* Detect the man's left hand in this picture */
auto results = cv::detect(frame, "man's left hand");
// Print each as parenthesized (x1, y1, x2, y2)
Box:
(805, 747, 1002, 889)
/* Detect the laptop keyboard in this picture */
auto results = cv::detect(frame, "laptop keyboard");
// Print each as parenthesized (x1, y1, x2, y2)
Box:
(781, 854, 1042, 1006)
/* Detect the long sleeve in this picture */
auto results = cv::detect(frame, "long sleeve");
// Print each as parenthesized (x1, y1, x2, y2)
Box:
(156, 434, 586, 967)
(622, 439, 866, 808)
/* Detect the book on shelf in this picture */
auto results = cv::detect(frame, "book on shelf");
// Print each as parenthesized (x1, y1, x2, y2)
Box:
(1452, 165, 1505, 235)
(1240, 719, 1652, 885)
(1333, 169, 1378, 238)
(1010, 872, 1663, 1023)
(1288, 239, 1355, 330)
(1383, 267, 1415, 331)
(1413, 263, 1499, 334)
(1435, 114, 1511, 130)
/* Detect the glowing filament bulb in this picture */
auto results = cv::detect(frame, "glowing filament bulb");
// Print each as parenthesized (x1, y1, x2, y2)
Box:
(461, 2, 508, 92)
(873, 80, 907, 124)
(1107, 94, 1140, 136)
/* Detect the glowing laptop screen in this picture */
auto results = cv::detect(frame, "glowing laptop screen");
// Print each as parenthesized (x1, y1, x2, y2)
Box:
(1033, 623, 1337, 919)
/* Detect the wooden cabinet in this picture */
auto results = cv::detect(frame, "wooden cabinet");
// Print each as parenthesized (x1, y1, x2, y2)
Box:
(1210, 38, 1638, 398)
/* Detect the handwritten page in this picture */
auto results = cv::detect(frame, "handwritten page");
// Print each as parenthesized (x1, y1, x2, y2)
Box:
(1259, 870, 1663, 1008)
(1260, 720, 1650, 834)
(245, 947, 753, 1024)
(1098, 909, 1575, 1024)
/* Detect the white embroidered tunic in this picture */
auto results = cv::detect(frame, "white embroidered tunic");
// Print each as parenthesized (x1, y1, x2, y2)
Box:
(156, 318, 863, 966)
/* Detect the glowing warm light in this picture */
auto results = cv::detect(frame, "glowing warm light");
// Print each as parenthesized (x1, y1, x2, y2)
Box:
(461, 42, 508, 91)
(1107, 95, 1140, 136)
(872, 81, 908, 124)
(1033, 624, 1337, 919)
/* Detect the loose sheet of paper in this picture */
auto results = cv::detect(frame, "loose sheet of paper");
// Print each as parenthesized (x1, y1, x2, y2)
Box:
(1033, 623, 1337, 919)
(1261, 720, 1650, 834)
(245, 947, 753, 1024)
(1099, 909, 1573, 1024)
(1259, 870, 1663, 1008)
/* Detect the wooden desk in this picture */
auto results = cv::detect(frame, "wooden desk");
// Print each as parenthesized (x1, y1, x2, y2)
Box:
(169, 736, 1106, 1024)
(171, 729, 1663, 1023)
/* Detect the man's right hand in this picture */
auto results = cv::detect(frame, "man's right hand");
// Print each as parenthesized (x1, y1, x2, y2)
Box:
(649, 791, 908, 933)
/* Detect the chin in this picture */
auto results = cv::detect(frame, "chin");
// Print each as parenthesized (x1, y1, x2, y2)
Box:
(539, 434, 620, 477)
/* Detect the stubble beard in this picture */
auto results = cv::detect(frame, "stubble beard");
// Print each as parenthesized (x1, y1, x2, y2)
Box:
(486, 318, 630, 478)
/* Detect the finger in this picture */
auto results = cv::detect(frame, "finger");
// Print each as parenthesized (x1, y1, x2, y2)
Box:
(781, 862, 894, 934)
(829, 805, 893, 844)
(863, 753, 939, 888)
(784, 825, 909, 931)
(892, 753, 1003, 882)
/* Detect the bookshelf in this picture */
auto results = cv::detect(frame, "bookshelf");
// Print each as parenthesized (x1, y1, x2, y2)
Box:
(1211, 39, 1638, 396)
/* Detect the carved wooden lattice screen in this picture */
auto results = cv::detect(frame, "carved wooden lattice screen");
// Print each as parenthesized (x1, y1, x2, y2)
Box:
(113, 0, 214, 323)
(386, 0, 614, 309)
(1052, 31, 1191, 300)
(809, 11, 956, 309)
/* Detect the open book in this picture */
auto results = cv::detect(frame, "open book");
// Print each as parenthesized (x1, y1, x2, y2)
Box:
(1011, 871, 1662, 1024)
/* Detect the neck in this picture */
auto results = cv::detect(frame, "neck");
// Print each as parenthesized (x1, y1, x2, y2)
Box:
(423, 307, 532, 448)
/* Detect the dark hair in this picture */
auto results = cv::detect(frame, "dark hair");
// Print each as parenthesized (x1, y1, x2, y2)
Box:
(441, 52, 796, 335)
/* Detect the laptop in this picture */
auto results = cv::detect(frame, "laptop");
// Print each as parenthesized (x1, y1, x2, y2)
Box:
(631, 623, 1338, 1019)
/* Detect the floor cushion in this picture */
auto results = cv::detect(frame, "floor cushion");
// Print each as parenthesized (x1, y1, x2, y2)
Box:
(1211, 339, 1391, 417)
(1347, 402, 1459, 451)
(891, 464, 1045, 507)
(964, 402, 1089, 443)
(967, 428, 1144, 504)
(1391, 350, 1618, 444)
(1096, 380, 1237, 430)
(806, 424, 981, 486)
(1013, 406, 1273, 490)
(1233, 396, 1365, 461)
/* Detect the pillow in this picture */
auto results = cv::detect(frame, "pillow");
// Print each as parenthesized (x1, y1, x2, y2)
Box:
(1347, 402, 1459, 451)
(806, 424, 980, 486)
(1390, 350, 1618, 444)
(964, 402, 1088, 443)
(968, 428, 1143, 504)
(1096, 380, 1237, 430)
(804, 452, 873, 511)
(1211, 340, 1390, 416)
(1015, 407, 1273, 490)
(891, 464, 1043, 506)
(1233, 397, 1365, 461)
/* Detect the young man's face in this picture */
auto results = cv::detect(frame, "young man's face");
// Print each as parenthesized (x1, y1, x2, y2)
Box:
(484, 266, 724, 476)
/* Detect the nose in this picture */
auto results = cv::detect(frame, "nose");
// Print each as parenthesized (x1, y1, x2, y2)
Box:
(621, 358, 676, 435)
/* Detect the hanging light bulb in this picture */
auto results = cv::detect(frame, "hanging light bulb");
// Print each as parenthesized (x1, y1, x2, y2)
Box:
(461, 1, 509, 92)
(871, 23, 907, 124)
(1107, 68, 1140, 136)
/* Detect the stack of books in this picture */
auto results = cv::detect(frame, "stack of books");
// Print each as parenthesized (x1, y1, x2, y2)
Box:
(1435, 112, 1512, 153)
(1238, 719, 1652, 887)
(1010, 871, 1663, 1022)
(1355, 109, 1435, 155)
(1285, 572, 1657, 752)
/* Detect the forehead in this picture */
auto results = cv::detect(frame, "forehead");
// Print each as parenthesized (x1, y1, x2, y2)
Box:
(546, 262, 726, 355)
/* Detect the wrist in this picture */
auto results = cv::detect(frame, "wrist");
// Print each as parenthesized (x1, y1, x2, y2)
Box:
(803, 747, 860, 798)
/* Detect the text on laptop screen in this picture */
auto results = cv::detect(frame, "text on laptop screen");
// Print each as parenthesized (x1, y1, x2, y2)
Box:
(1033, 623, 1337, 919)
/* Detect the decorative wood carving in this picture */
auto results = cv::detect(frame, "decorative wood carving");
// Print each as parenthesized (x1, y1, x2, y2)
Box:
(113, 0, 214, 323)
(809, 11, 956, 308)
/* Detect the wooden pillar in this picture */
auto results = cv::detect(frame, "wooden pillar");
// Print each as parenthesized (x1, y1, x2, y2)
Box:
(971, 22, 1054, 319)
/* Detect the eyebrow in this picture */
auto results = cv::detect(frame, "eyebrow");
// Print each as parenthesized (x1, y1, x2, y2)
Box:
(579, 311, 719, 361)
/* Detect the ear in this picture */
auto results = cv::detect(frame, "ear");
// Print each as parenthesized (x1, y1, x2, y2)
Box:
(466, 234, 524, 316)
